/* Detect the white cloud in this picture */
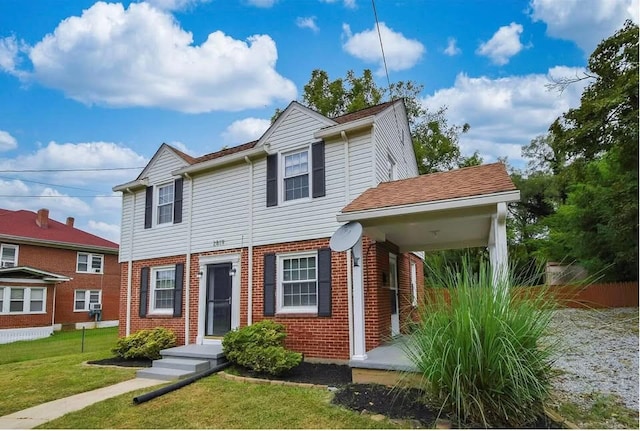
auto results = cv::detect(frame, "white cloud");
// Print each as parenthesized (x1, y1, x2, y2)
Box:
(420, 66, 588, 165)
(4, 2, 296, 113)
(144, 0, 209, 11)
(0, 36, 25, 77)
(0, 130, 17, 151)
(245, 0, 277, 7)
(222, 118, 271, 144)
(320, 0, 357, 9)
(86, 220, 121, 244)
(476, 22, 526, 65)
(530, 0, 637, 54)
(342, 22, 424, 75)
(296, 16, 319, 32)
(444, 37, 461, 56)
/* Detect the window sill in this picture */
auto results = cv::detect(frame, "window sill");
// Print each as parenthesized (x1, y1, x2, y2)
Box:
(0, 311, 47, 316)
(145, 313, 176, 319)
(274, 312, 318, 318)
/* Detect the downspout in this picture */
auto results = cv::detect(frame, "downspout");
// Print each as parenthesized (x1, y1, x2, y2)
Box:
(340, 131, 354, 359)
(184, 173, 193, 344)
(126, 188, 135, 336)
(244, 156, 254, 326)
(51, 284, 56, 328)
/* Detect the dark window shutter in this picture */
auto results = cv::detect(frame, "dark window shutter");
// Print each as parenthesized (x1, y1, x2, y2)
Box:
(144, 186, 153, 229)
(263, 253, 276, 316)
(173, 263, 184, 317)
(266, 154, 278, 207)
(311, 141, 326, 198)
(317, 248, 332, 317)
(139, 267, 150, 318)
(173, 178, 183, 224)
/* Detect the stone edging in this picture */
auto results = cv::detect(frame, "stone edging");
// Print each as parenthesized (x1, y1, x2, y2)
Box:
(218, 371, 329, 390)
(544, 406, 580, 429)
(81, 360, 147, 370)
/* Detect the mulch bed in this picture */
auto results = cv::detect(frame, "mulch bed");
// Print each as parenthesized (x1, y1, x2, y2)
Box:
(88, 358, 561, 428)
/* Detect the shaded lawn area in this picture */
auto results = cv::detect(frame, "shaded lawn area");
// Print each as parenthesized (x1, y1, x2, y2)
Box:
(38, 375, 399, 429)
(0, 328, 136, 416)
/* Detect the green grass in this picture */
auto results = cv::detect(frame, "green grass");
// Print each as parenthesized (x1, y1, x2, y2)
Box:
(0, 327, 136, 416)
(38, 375, 398, 429)
(557, 394, 639, 429)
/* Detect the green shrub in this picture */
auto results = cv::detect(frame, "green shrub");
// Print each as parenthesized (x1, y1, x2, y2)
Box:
(403, 258, 558, 428)
(222, 320, 302, 375)
(112, 327, 177, 360)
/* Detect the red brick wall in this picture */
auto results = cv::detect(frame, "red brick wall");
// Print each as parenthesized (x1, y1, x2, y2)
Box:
(251, 238, 351, 360)
(0, 282, 55, 329)
(8, 242, 120, 325)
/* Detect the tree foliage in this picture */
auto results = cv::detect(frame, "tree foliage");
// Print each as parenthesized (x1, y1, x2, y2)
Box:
(515, 20, 638, 281)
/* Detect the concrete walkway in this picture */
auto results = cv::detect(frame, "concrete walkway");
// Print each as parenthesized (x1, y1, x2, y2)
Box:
(0, 378, 162, 429)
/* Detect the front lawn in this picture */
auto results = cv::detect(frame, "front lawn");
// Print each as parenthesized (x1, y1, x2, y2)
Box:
(0, 327, 136, 416)
(38, 374, 398, 429)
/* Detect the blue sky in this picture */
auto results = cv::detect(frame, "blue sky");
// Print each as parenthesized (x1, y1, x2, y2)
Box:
(0, 0, 637, 243)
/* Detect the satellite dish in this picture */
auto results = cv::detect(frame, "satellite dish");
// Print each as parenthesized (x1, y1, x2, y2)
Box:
(330, 222, 363, 252)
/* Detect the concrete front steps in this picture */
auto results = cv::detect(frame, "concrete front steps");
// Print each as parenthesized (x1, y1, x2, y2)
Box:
(137, 344, 227, 381)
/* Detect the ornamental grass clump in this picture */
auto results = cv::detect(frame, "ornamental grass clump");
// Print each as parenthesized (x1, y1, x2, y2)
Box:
(404, 258, 558, 428)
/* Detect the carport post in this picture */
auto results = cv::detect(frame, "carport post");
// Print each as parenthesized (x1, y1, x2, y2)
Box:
(351, 237, 367, 360)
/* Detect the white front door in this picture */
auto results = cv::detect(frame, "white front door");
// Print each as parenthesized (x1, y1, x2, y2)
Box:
(389, 253, 400, 337)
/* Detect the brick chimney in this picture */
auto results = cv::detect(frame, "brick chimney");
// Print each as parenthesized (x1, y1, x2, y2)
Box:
(36, 208, 49, 229)
(66, 217, 75, 228)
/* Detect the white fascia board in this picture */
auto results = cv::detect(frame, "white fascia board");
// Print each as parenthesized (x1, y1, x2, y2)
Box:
(314, 116, 375, 139)
(336, 190, 521, 223)
(112, 178, 149, 192)
(172, 147, 268, 176)
(0, 266, 72, 281)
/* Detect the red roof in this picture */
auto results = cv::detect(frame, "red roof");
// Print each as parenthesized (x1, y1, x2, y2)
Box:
(342, 163, 517, 213)
(0, 209, 119, 251)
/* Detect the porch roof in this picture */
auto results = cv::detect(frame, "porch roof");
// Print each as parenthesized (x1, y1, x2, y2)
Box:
(336, 163, 519, 252)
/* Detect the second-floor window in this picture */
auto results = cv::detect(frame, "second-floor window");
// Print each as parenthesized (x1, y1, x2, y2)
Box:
(157, 183, 174, 225)
(387, 155, 397, 181)
(0, 244, 18, 268)
(283, 149, 309, 201)
(77, 253, 104, 274)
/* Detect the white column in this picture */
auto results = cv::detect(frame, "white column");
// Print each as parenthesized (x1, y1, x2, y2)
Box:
(489, 202, 509, 289)
(351, 237, 367, 361)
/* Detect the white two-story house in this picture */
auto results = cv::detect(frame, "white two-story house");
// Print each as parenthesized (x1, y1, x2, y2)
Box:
(113, 99, 519, 362)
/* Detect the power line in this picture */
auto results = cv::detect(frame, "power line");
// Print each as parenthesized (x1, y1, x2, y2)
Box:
(0, 167, 144, 173)
(0, 195, 119, 198)
(0, 175, 105, 193)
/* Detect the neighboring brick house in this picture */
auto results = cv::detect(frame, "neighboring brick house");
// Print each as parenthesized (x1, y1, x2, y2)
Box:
(0, 208, 120, 343)
(113, 100, 518, 363)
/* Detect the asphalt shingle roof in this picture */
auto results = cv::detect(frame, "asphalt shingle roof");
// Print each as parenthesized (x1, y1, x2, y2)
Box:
(342, 163, 517, 213)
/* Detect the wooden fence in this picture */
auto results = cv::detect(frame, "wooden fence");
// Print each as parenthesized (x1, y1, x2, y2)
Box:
(423, 281, 639, 309)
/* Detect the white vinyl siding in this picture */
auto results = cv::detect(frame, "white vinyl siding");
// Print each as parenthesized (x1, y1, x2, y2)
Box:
(0, 244, 18, 268)
(74, 289, 101, 311)
(118, 148, 190, 261)
(0, 287, 46, 314)
(373, 104, 418, 185)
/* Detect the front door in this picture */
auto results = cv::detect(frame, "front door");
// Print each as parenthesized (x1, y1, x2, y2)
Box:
(389, 254, 400, 337)
(205, 263, 232, 337)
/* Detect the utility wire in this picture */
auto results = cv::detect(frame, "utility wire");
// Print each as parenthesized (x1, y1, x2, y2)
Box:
(0, 167, 144, 173)
(0, 175, 106, 193)
(0, 195, 119, 198)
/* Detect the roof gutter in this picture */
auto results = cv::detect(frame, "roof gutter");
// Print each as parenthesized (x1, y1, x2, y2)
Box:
(337, 190, 521, 223)
(172, 147, 268, 176)
(113, 178, 149, 193)
(314, 116, 376, 139)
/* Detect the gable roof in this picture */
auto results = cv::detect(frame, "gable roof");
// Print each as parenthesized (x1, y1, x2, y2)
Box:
(0, 209, 119, 252)
(342, 163, 517, 213)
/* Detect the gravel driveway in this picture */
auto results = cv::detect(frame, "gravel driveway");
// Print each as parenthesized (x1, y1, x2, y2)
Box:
(548, 307, 639, 412)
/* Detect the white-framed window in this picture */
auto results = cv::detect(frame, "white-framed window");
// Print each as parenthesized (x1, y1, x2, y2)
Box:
(0, 244, 18, 268)
(387, 155, 397, 181)
(77, 252, 104, 274)
(150, 266, 175, 314)
(410, 261, 418, 307)
(0, 287, 46, 314)
(74, 289, 101, 311)
(282, 149, 310, 202)
(277, 252, 317, 313)
(157, 183, 174, 225)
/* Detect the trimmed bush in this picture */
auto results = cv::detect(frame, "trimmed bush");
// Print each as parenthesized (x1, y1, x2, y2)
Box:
(112, 327, 177, 360)
(403, 258, 558, 428)
(222, 320, 302, 375)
